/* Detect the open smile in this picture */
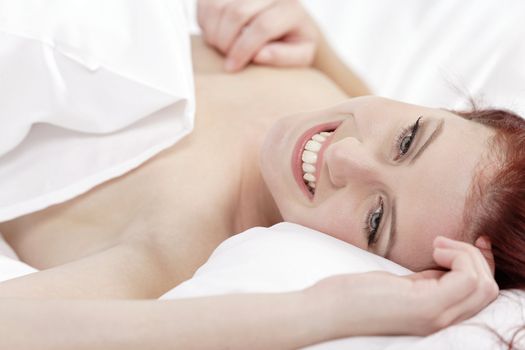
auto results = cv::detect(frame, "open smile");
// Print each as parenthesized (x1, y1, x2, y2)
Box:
(292, 120, 343, 200)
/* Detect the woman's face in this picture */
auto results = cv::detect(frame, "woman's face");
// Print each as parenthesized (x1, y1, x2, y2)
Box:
(260, 96, 495, 271)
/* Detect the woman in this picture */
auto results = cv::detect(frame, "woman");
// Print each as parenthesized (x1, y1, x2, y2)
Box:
(0, 0, 514, 348)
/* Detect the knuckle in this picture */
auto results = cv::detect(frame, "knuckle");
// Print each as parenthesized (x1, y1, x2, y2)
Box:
(231, 38, 250, 56)
(252, 19, 272, 36)
(482, 280, 500, 300)
(458, 243, 474, 256)
(433, 314, 453, 331)
(209, 1, 225, 14)
(463, 272, 478, 289)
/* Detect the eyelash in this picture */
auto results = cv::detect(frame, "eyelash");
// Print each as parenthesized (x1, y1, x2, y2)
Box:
(364, 116, 423, 246)
(365, 197, 383, 246)
(393, 116, 422, 161)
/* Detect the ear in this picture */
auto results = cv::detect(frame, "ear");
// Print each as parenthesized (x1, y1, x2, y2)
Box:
(474, 235, 495, 276)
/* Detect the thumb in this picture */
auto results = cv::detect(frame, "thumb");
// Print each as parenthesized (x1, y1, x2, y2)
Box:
(253, 41, 315, 67)
(405, 269, 446, 281)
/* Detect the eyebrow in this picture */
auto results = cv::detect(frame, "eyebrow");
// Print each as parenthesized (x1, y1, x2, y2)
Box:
(409, 119, 445, 165)
(384, 198, 396, 259)
(384, 119, 444, 259)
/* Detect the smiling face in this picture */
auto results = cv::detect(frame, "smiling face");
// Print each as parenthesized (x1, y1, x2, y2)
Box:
(260, 96, 495, 271)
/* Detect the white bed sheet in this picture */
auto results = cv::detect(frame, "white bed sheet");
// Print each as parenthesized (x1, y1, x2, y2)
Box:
(0, 234, 37, 283)
(301, 0, 525, 116)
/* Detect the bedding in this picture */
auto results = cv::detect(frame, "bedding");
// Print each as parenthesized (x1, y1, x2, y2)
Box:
(0, 0, 195, 221)
(300, 0, 525, 116)
(0, 234, 36, 283)
(161, 223, 525, 350)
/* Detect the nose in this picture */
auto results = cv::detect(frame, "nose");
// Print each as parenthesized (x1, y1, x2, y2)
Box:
(324, 137, 378, 188)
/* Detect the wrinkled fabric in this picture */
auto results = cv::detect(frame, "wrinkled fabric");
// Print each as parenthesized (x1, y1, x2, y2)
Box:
(0, 0, 195, 221)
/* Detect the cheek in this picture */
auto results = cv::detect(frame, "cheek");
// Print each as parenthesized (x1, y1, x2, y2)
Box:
(391, 208, 462, 271)
(283, 201, 366, 248)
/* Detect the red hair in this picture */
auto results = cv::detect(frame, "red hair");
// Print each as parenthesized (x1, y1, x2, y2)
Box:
(458, 108, 525, 290)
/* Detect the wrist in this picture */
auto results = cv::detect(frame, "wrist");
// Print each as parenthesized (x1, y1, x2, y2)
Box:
(301, 277, 362, 341)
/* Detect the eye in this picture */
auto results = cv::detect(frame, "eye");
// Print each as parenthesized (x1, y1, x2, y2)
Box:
(395, 116, 422, 160)
(365, 197, 384, 246)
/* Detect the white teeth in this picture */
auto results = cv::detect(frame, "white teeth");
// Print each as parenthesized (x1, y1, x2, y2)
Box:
(312, 134, 326, 142)
(302, 163, 316, 173)
(303, 173, 316, 182)
(305, 140, 322, 152)
(301, 150, 317, 164)
(300, 130, 334, 194)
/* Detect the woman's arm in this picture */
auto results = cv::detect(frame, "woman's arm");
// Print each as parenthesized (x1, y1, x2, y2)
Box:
(1, 291, 336, 350)
(0, 236, 498, 349)
(0, 243, 174, 299)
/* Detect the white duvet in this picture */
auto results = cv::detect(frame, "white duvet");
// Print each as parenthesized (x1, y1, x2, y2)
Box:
(0, 0, 195, 221)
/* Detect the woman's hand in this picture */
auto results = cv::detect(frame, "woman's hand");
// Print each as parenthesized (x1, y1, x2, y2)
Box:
(306, 235, 499, 337)
(197, 0, 320, 72)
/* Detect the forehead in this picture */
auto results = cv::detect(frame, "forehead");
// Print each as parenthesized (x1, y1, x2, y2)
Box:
(388, 111, 495, 269)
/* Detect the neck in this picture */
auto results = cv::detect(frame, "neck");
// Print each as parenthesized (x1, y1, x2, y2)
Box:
(231, 137, 283, 234)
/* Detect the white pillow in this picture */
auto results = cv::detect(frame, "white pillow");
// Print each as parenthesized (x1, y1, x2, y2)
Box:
(161, 223, 525, 350)
(161, 223, 410, 299)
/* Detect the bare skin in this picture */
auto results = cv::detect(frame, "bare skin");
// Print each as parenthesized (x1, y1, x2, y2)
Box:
(0, 36, 352, 298)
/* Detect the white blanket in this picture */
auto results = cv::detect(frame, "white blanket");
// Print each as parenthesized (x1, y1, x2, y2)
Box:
(0, 0, 195, 221)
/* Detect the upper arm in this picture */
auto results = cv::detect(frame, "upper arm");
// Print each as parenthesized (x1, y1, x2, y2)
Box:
(0, 243, 173, 299)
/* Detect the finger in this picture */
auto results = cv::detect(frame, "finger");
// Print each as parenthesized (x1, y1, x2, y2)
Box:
(432, 248, 479, 303)
(253, 39, 316, 67)
(434, 240, 497, 298)
(199, 0, 232, 46)
(474, 236, 495, 276)
(435, 236, 492, 280)
(443, 276, 498, 326)
(215, 0, 275, 53)
(225, 1, 303, 71)
(196, 1, 208, 29)
(435, 268, 498, 328)
(405, 269, 446, 281)
(433, 246, 476, 273)
(431, 246, 498, 325)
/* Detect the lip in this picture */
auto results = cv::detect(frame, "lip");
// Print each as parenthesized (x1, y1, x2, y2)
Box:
(292, 120, 343, 200)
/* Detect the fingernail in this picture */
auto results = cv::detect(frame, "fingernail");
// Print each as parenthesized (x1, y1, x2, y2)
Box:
(224, 58, 236, 72)
(433, 235, 450, 246)
(475, 236, 490, 249)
